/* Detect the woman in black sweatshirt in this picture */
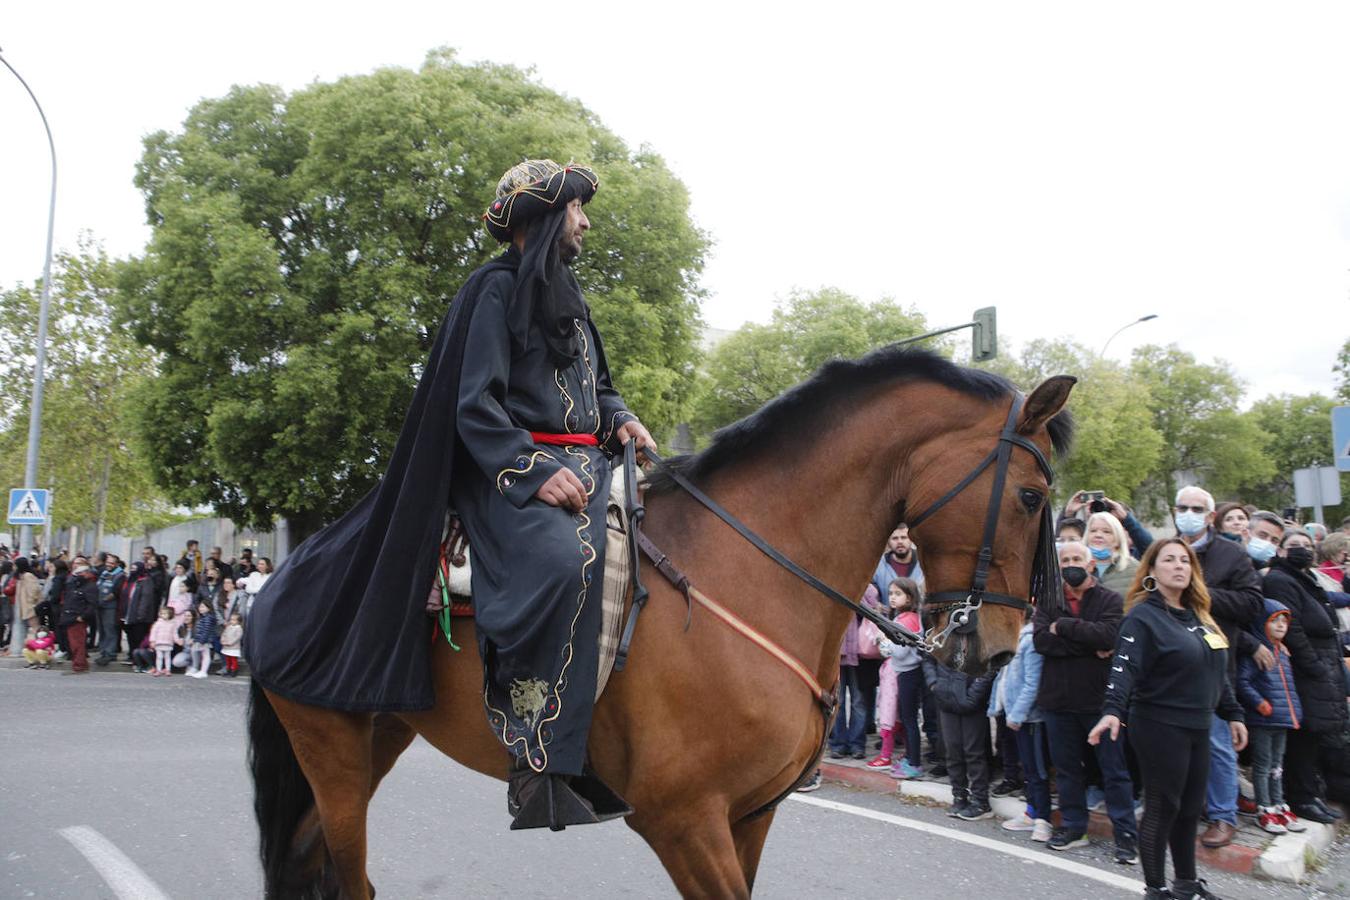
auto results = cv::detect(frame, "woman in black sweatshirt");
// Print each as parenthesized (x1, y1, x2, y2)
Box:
(1089, 538, 1247, 900)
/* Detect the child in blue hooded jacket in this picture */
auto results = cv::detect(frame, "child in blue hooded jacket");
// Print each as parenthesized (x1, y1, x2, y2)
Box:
(1236, 599, 1307, 834)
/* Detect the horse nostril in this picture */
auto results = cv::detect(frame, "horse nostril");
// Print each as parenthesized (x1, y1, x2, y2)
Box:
(988, 651, 1014, 670)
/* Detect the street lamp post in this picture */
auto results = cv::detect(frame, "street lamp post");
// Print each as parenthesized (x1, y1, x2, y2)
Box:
(1100, 314, 1157, 358)
(2, 49, 57, 611)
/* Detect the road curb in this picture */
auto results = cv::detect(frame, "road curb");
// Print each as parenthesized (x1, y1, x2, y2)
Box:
(818, 762, 1339, 882)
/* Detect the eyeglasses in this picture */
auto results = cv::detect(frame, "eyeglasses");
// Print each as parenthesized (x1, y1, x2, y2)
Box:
(1174, 505, 1209, 515)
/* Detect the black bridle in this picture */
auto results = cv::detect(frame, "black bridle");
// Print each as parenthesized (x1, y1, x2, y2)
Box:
(907, 395, 1061, 650)
(634, 393, 1060, 654)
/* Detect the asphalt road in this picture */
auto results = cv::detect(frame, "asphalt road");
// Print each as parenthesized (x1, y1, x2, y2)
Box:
(1, 665, 1346, 899)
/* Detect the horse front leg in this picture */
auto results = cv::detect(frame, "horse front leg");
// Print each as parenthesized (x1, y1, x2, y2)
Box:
(631, 803, 752, 900)
(731, 811, 776, 893)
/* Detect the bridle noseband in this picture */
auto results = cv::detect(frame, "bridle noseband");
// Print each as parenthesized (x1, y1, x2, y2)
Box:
(905, 395, 1058, 650)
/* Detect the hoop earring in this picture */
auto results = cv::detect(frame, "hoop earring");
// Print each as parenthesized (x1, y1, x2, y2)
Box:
(1142, 575, 1158, 593)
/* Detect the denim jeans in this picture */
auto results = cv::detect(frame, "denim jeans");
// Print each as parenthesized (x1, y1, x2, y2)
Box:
(97, 604, 119, 658)
(1206, 714, 1239, 824)
(1247, 726, 1288, 808)
(1044, 710, 1137, 841)
(830, 665, 866, 754)
(1015, 721, 1052, 821)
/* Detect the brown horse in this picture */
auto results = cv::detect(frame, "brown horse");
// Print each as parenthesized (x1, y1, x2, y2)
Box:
(249, 348, 1074, 899)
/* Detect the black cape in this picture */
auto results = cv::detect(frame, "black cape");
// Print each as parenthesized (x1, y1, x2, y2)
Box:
(243, 253, 519, 712)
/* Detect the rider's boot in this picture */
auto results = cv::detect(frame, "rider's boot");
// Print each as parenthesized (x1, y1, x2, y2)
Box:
(507, 762, 632, 831)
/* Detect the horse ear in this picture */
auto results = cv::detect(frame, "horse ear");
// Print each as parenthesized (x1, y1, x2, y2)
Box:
(1016, 375, 1076, 435)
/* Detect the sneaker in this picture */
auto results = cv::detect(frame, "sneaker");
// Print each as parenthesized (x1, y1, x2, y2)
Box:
(796, 770, 822, 793)
(827, 748, 845, 760)
(894, 761, 923, 779)
(1001, 812, 1035, 832)
(1257, 808, 1288, 834)
(1114, 836, 1138, 865)
(947, 800, 970, 818)
(866, 755, 893, 769)
(188, 670, 207, 679)
(992, 779, 1024, 798)
(1237, 794, 1259, 817)
(927, 763, 949, 779)
(1047, 829, 1089, 851)
(52, 650, 67, 660)
(1031, 819, 1053, 842)
(851, 749, 867, 760)
(1276, 805, 1306, 833)
(958, 803, 993, 821)
(1085, 786, 1106, 812)
(119, 659, 134, 667)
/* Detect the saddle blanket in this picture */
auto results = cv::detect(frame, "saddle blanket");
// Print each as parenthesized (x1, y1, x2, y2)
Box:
(444, 460, 640, 700)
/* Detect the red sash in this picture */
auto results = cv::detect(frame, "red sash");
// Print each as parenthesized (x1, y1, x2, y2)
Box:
(530, 432, 599, 447)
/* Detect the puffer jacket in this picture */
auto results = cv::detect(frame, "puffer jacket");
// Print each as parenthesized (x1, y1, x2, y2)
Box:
(989, 623, 1044, 726)
(1236, 599, 1302, 730)
(1264, 558, 1348, 733)
(921, 655, 994, 715)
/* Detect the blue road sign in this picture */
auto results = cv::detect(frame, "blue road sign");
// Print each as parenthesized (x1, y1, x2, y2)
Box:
(7, 488, 49, 526)
(1335, 406, 1350, 473)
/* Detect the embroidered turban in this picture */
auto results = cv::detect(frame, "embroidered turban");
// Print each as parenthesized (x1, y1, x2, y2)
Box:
(483, 159, 599, 242)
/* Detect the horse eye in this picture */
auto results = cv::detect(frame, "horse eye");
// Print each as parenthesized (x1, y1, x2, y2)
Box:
(1019, 489, 1042, 511)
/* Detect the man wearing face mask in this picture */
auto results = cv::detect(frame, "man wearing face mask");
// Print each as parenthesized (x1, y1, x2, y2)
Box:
(1033, 541, 1137, 863)
(1247, 511, 1286, 574)
(1172, 486, 1266, 848)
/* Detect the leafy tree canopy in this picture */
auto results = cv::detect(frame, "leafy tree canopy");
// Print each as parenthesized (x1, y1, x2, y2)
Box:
(0, 238, 177, 536)
(1130, 344, 1274, 516)
(115, 49, 707, 536)
(1239, 393, 1347, 523)
(691, 287, 933, 435)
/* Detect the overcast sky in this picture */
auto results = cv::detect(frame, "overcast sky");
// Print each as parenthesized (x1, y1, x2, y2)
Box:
(3, 1, 1348, 403)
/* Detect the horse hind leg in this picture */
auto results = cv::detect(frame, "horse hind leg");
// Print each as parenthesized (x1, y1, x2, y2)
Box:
(270, 696, 384, 900)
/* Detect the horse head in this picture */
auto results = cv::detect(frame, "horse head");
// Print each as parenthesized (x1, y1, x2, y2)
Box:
(912, 375, 1075, 675)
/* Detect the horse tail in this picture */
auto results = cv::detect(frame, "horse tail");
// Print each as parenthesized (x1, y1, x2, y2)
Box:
(248, 679, 321, 899)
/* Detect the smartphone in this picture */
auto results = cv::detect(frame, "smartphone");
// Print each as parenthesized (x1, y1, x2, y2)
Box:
(1082, 491, 1105, 503)
(1282, 507, 1298, 521)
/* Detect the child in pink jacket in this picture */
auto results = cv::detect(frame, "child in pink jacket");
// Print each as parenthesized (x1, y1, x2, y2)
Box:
(148, 607, 177, 676)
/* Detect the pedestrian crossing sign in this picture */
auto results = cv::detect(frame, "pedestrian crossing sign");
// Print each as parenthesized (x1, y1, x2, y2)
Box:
(7, 488, 49, 525)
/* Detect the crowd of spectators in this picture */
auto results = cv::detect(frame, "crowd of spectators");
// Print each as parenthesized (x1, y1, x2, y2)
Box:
(806, 494, 1350, 900)
(0, 539, 271, 678)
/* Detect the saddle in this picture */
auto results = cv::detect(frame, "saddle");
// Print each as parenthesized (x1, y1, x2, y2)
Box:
(426, 452, 645, 700)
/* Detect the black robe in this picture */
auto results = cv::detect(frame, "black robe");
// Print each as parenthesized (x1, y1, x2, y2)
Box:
(244, 249, 633, 772)
(453, 264, 634, 774)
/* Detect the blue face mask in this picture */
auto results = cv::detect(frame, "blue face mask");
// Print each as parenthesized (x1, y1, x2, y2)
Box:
(1247, 537, 1276, 563)
(1175, 511, 1208, 537)
(1090, 546, 1113, 561)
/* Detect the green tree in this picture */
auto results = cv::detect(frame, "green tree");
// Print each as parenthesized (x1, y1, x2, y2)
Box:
(1335, 337, 1350, 403)
(0, 239, 174, 539)
(691, 287, 932, 434)
(1239, 393, 1347, 523)
(115, 50, 707, 538)
(1129, 344, 1274, 516)
(978, 338, 1163, 509)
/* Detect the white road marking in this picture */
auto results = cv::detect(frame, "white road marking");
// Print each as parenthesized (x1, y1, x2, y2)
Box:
(787, 794, 1144, 894)
(58, 826, 171, 900)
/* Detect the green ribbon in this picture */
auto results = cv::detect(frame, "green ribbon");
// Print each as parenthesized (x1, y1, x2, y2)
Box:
(436, 563, 461, 652)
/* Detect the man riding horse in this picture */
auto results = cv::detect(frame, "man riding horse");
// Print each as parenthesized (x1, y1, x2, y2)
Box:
(244, 159, 654, 831)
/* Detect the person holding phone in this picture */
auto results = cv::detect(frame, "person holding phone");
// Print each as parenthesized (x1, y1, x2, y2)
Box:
(1062, 490, 1154, 561)
(1089, 538, 1247, 900)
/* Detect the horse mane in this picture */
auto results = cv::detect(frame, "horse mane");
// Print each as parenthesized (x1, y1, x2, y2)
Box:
(650, 346, 1074, 492)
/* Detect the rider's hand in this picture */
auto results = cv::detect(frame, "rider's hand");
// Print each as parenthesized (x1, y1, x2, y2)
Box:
(616, 419, 657, 463)
(1087, 714, 1121, 745)
(535, 467, 589, 513)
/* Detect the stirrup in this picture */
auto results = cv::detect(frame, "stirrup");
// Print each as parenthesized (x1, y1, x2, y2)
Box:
(509, 773, 604, 832)
(569, 766, 634, 820)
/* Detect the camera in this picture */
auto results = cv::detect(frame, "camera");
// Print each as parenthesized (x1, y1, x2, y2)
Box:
(1081, 490, 1108, 513)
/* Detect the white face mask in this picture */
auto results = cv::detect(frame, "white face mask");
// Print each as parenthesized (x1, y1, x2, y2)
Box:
(1174, 511, 1208, 537)
(1247, 537, 1277, 563)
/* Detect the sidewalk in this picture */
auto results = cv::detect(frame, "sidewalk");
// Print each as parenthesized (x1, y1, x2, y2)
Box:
(820, 746, 1343, 884)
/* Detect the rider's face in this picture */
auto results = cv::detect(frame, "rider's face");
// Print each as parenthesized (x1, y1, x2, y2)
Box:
(559, 198, 589, 262)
